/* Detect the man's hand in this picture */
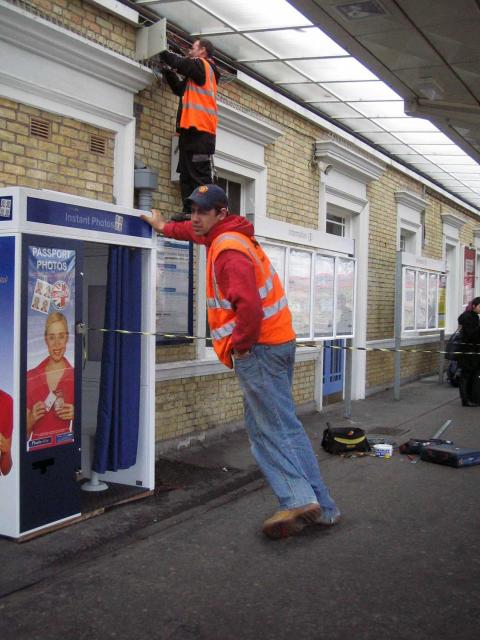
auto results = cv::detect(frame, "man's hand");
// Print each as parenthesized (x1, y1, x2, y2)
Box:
(140, 209, 167, 234)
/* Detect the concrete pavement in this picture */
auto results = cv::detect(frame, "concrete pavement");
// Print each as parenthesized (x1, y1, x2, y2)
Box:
(0, 375, 479, 639)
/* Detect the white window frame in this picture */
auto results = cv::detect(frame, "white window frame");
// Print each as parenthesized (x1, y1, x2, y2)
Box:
(263, 240, 356, 341)
(442, 213, 466, 334)
(395, 191, 427, 256)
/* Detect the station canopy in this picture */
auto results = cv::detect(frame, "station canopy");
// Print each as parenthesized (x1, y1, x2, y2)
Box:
(136, 0, 480, 211)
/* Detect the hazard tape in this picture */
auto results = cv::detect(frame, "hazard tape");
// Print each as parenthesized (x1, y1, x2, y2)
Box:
(80, 325, 479, 356)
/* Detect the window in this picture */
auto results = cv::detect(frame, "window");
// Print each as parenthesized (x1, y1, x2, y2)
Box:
(402, 267, 443, 332)
(395, 191, 426, 256)
(216, 177, 242, 214)
(400, 228, 417, 253)
(263, 242, 356, 340)
(326, 212, 346, 237)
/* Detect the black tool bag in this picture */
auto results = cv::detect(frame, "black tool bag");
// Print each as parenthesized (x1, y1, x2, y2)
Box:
(321, 424, 370, 455)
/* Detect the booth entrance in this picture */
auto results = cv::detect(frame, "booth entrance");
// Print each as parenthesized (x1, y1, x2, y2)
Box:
(0, 188, 156, 540)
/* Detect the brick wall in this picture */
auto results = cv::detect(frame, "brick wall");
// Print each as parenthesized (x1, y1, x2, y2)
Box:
(8, 0, 137, 58)
(0, 97, 114, 200)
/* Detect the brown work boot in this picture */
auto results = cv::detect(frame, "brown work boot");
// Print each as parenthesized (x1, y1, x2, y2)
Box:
(262, 503, 321, 539)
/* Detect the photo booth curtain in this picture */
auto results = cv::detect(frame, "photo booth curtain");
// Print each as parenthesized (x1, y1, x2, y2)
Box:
(93, 246, 142, 474)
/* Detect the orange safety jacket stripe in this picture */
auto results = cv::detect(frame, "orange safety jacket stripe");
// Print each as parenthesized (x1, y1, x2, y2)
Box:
(180, 58, 218, 135)
(206, 232, 295, 368)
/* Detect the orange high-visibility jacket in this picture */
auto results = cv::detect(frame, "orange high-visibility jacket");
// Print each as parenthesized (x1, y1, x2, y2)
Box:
(206, 232, 296, 368)
(179, 58, 218, 135)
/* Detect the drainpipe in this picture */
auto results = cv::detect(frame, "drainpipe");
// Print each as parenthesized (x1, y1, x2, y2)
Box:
(134, 160, 158, 210)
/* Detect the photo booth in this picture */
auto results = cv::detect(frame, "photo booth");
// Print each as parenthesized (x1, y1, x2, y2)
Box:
(0, 187, 156, 539)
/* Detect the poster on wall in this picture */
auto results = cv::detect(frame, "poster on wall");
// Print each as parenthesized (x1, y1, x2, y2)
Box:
(428, 273, 438, 329)
(438, 274, 446, 329)
(463, 247, 476, 306)
(404, 268, 416, 330)
(288, 249, 312, 339)
(26, 247, 76, 452)
(156, 238, 192, 342)
(335, 258, 354, 336)
(416, 271, 428, 329)
(263, 243, 286, 286)
(314, 255, 334, 338)
(0, 237, 15, 480)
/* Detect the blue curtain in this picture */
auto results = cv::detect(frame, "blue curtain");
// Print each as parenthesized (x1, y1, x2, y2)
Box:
(92, 246, 142, 474)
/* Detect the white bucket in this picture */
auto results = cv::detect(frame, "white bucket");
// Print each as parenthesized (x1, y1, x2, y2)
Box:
(373, 444, 393, 458)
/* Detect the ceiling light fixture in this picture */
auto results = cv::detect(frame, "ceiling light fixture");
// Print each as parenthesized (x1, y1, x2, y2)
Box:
(335, 1, 387, 21)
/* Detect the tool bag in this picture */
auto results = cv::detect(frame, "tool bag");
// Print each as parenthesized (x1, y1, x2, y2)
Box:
(321, 424, 370, 455)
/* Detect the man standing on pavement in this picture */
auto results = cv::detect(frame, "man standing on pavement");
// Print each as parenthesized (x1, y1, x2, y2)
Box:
(141, 185, 340, 539)
(160, 39, 220, 220)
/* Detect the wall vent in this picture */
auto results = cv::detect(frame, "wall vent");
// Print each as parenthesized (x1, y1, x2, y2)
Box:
(90, 134, 107, 156)
(29, 116, 51, 140)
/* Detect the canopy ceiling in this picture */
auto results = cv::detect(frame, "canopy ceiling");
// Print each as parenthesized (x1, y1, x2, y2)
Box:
(135, 0, 480, 211)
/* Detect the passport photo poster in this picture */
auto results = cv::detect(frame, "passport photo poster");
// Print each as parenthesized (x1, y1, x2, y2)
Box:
(26, 247, 76, 452)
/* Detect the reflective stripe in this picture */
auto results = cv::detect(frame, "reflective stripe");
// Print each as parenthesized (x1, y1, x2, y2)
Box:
(187, 85, 216, 98)
(263, 295, 288, 319)
(258, 276, 273, 299)
(182, 102, 218, 115)
(207, 297, 232, 310)
(211, 321, 236, 340)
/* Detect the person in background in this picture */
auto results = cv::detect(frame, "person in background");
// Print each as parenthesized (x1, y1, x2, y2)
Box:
(457, 297, 480, 407)
(0, 389, 13, 476)
(141, 184, 340, 539)
(160, 39, 220, 220)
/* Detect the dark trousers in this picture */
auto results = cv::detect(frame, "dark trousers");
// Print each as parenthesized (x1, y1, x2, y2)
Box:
(458, 355, 480, 405)
(178, 145, 213, 212)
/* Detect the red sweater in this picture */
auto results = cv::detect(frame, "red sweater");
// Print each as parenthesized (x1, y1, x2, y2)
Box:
(163, 216, 263, 352)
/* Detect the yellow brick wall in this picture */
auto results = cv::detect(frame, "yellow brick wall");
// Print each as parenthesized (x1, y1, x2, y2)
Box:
(366, 166, 479, 389)
(0, 97, 114, 200)
(155, 359, 316, 441)
(8, 0, 137, 58)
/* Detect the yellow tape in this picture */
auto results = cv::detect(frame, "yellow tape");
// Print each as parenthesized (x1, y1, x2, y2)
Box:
(86, 326, 478, 356)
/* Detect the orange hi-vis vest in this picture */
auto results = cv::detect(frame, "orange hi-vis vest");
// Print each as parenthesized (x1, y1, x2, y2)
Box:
(180, 58, 218, 135)
(206, 232, 296, 368)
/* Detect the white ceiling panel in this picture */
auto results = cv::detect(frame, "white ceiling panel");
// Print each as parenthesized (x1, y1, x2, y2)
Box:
(392, 131, 457, 145)
(249, 28, 347, 59)
(372, 118, 439, 132)
(322, 80, 400, 102)
(349, 101, 406, 118)
(411, 145, 466, 156)
(335, 118, 383, 133)
(289, 57, 376, 82)
(200, 0, 311, 30)
(148, 1, 227, 34)
(245, 61, 306, 84)
(280, 83, 338, 102)
(206, 34, 274, 62)
(308, 102, 362, 118)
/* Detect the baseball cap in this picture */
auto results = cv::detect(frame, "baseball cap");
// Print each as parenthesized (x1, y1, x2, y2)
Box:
(186, 184, 228, 210)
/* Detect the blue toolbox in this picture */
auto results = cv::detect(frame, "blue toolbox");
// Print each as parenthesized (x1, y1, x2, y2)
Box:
(421, 444, 480, 468)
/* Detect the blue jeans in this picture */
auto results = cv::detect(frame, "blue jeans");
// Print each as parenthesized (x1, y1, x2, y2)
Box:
(234, 341, 337, 511)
